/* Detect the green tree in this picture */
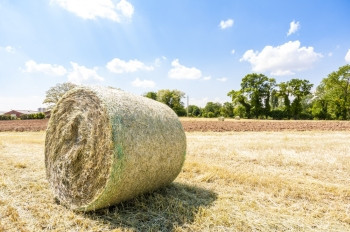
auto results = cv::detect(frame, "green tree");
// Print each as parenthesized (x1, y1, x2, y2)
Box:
(187, 105, 201, 117)
(220, 102, 234, 117)
(277, 81, 291, 118)
(203, 102, 222, 117)
(312, 83, 330, 119)
(288, 79, 313, 119)
(228, 90, 251, 118)
(43, 82, 78, 109)
(228, 73, 275, 118)
(270, 89, 279, 110)
(319, 64, 350, 119)
(157, 89, 186, 116)
(143, 91, 157, 100)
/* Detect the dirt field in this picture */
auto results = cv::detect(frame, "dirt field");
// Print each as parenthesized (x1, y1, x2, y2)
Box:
(1, 131, 350, 231)
(2, 118, 350, 132)
(0, 119, 48, 132)
(181, 120, 350, 132)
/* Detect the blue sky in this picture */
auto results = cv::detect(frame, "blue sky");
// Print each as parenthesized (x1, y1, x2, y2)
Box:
(1, 0, 350, 111)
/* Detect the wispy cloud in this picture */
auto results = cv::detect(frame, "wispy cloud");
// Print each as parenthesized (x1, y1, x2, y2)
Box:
(217, 77, 228, 82)
(219, 19, 234, 29)
(0, 45, 15, 53)
(51, 0, 134, 22)
(23, 60, 67, 76)
(287, 20, 300, 36)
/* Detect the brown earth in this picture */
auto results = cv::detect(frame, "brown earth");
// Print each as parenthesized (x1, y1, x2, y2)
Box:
(1, 118, 350, 132)
(0, 119, 48, 132)
(181, 120, 350, 132)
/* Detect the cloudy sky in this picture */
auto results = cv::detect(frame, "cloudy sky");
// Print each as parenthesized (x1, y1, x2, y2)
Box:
(1, 0, 350, 111)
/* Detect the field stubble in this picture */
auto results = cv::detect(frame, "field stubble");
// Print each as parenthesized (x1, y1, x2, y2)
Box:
(0, 131, 350, 231)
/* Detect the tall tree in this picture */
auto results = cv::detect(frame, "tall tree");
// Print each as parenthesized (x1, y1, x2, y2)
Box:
(321, 64, 350, 119)
(43, 82, 78, 109)
(277, 81, 291, 118)
(203, 102, 222, 118)
(288, 79, 313, 119)
(312, 83, 330, 119)
(227, 90, 251, 118)
(157, 89, 186, 116)
(187, 105, 201, 117)
(240, 73, 275, 118)
(221, 102, 234, 118)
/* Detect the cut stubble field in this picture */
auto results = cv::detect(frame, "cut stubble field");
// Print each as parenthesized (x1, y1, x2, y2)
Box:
(1, 129, 350, 231)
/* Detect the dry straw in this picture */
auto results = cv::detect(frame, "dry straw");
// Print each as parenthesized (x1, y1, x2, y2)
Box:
(45, 86, 186, 211)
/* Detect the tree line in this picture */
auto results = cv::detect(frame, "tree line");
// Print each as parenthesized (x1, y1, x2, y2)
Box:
(43, 64, 350, 120)
(144, 64, 350, 120)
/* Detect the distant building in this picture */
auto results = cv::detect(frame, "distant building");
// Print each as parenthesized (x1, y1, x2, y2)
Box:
(38, 107, 47, 112)
(4, 110, 39, 118)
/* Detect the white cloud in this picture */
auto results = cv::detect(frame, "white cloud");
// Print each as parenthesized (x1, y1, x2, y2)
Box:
(203, 76, 211, 81)
(231, 49, 235, 55)
(217, 77, 228, 82)
(116, 0, 134, 18)
(328, 52, 333, 57)
(131, 78, 155, 88)
(24, 60, 67, 76)
(51, 0, 134, 22)
(287, 20, 300, 36)
(106, 58, 154, 73)
(168, 59, 202, 80)
(345, 49, 350, 63)
(68, 62, 104, 84)
(240, 40, 322, 76)
(219, 19, 234, 29)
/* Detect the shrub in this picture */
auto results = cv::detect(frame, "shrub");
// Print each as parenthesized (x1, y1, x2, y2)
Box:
(20, 113, 45, 120)
(0, 115, 13, 120)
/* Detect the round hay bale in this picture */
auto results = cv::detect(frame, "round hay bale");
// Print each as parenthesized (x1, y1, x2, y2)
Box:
(235, 116, 240, 120)
(45, 86, 186, 211)
(218, 116, 225, 121)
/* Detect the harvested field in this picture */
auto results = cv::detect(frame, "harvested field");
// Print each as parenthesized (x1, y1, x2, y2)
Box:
(2, 118, 350, 132)
(1, 131, 350, 231)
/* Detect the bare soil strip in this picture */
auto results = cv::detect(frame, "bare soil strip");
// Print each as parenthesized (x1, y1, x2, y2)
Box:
(1, 119, 350, 132)
(181, 120, 350, 132)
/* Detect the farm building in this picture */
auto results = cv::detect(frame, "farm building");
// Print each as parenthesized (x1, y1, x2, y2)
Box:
(3, 110, 39, 118)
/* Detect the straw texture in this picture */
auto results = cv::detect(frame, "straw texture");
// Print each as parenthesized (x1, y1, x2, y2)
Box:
(45, 86, 186, 211)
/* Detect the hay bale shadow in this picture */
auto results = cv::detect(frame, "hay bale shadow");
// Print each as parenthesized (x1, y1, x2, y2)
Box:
(84, 182, 217, 231)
